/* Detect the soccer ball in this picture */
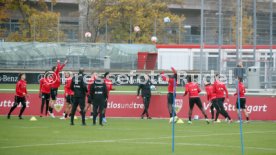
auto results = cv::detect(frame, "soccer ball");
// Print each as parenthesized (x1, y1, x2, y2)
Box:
(151, 36, 158, 43)
(84, 32, 92, 38)
(164, 17, 171, 23)
(134, 26, 141, 32)
(150, 85, 156, 91)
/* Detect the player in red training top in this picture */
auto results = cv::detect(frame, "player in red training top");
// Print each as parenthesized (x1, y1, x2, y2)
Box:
(161, 67, 178, 123)
(234, 77, 249, 122)
(204, 81, 217, 120)
(48, 59, 68, 118)
(39, 71, 52, 117)
(183, 76, 209, 124)
(60, 72, 74, 120)
(213, 74, 232, 123)
(7, 73, 28, 119)
(205, 80, 229, 122)
(103, 72, 114, 123)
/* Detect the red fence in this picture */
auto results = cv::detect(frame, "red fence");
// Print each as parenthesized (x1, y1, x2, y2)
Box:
(0, 93, 275, 120)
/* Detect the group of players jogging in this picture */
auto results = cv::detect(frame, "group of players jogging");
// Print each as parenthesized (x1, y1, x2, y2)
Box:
(7, 61, 250, 125)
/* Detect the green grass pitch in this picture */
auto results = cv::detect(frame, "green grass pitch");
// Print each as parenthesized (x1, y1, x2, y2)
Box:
(0, 117, 275, 155)
(0, 84, 275, 155)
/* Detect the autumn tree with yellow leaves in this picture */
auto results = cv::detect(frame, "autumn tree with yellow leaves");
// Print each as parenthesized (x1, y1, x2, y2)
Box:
(0, 0, 64, 42)
(231, 0, 253, 45)
(84, 0, 185, 43)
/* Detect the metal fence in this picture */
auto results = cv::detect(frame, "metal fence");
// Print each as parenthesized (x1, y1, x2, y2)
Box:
(0, 42, 156, 70)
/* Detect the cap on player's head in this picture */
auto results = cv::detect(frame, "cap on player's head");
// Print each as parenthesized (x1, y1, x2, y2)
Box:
(79, 68, 84, 75)
(104, 72, 110, 78)
(238, 77, 243, 82)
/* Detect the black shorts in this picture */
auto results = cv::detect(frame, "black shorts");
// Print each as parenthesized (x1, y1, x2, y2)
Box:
(14, 96, 26, 105)
(189, 97, 203, 110)
(210, 99, 216, 109)
(65, 95, 74, 104)
(167, 93, 174, 104)
(216, 98, 225, 105)
(73, 97, 85, 110)
(236, 98, 246, 109)
(50, 88, 58, 100)
(42, 93, 50, 101)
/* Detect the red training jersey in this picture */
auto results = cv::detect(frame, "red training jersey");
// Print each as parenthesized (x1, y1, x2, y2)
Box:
(234, 82, 246, 98)
(16, 79, 27, 97)
(213, 80, 228, 98)
(161, 73, 175, 93)
(64, 77, 74, 96)
(51, 62, 65, 89)
(184, 82, 201, 98)
(205, 85, 216, 101)
(104, 78, 113, 96)
(39, 78, 51, 94)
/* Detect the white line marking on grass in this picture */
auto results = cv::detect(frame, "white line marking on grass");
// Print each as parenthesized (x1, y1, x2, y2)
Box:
(0, 140, 116, 149)
(166, 130, 276, 140)
(12, 126, 49, 129)
(0, 130, 275, 150)
(121, 141, 276, 151)
(97, 130, 276, 142)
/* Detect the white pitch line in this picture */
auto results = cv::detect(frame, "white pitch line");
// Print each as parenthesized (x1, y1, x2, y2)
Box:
(0, 140, 115, 149)
(0, 130, 275, 150)
(99, 130, 276, 142)
(11, 126, 49, 129)
(122, 141, 276, 151)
